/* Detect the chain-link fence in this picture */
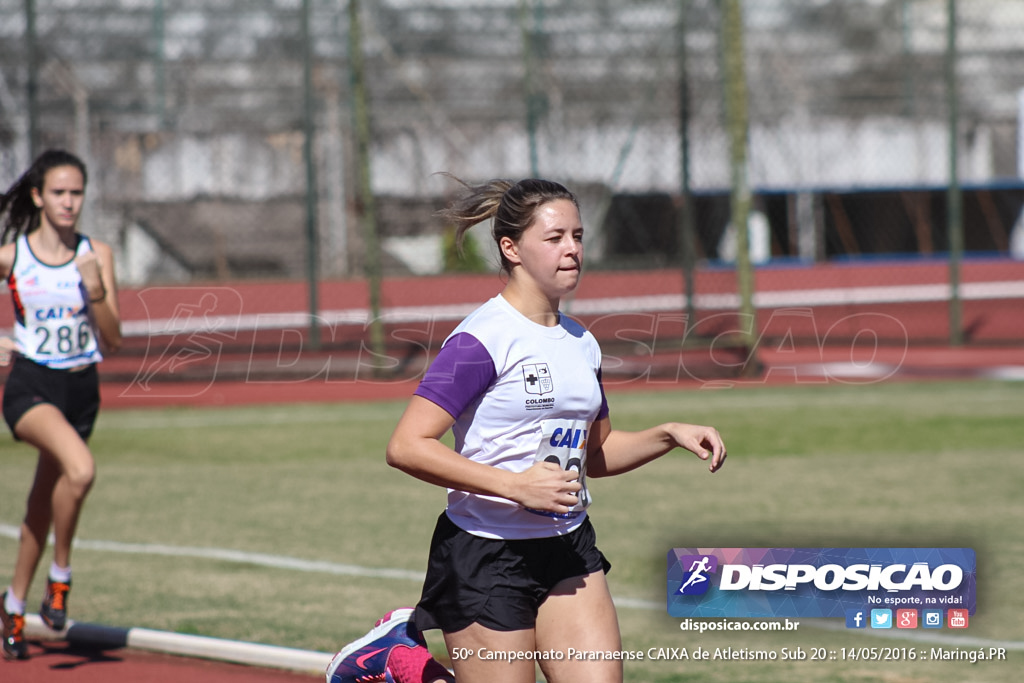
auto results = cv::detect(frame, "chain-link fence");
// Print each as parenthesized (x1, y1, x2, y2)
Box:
(1, 0, 1022, 381)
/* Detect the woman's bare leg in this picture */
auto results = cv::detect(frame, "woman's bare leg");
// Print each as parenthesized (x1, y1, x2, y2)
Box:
(9, 404, 94, 599)
(535, 571, 622, 683)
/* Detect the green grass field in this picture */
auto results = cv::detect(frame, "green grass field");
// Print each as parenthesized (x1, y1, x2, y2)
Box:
(1, 379, 1022, 682)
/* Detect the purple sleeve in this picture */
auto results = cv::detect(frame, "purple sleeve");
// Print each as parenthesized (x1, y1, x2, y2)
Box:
(596, 368, 609, 420)
(414, 332, 497, 419)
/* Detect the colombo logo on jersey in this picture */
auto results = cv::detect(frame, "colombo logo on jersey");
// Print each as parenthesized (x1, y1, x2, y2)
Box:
(522, 362, 555, 410)
(667, 548, 976, 619)
(523, 363, 553, 394)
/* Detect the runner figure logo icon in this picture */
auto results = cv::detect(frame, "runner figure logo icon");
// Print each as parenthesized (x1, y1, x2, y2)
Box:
(677, 555, 717, 596)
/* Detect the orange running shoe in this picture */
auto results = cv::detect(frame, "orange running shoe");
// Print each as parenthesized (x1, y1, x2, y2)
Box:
(40, 578, 71, 631)
(1, 592, 29, 660)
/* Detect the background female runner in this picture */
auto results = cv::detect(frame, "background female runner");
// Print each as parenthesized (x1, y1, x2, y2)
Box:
(0, 149, 122, 660)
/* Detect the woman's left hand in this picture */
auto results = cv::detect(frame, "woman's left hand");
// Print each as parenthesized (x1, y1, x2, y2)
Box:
(667, 423, 727, 473)
(75, 251, 106, 301)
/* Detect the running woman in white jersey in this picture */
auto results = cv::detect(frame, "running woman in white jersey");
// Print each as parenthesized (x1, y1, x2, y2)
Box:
(0, 150, 122, 661)
(327, 175, 726, 683)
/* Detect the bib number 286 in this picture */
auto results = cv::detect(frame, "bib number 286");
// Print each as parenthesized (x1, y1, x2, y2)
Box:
(34, 321, 93, 356)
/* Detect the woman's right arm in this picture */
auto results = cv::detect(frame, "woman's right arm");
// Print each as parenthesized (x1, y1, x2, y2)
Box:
(386, 395, 582, 515)
(0, 243, 14, 366)
(0, 242, 13, 280)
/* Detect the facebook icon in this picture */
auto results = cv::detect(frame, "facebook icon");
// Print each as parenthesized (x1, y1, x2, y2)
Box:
(845, 609, 867, 629)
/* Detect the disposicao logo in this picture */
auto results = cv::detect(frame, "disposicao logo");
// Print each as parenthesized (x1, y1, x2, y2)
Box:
(667, 548, 976, 619)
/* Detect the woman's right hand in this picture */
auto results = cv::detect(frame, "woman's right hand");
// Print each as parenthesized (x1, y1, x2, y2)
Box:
(512, 461, 582, 514)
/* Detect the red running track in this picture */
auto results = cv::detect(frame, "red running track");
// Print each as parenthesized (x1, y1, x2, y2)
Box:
(3, 641, 320, 682)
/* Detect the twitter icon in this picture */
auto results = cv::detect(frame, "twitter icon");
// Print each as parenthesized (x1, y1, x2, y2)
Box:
(870, 609, 892, 629)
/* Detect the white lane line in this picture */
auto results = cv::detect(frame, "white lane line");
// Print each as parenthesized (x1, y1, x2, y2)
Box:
(113, 280, 1024, 336)
(0, 523, 422, 582)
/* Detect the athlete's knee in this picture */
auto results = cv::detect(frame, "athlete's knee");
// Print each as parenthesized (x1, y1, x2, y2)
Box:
(64, 458, 96, 498)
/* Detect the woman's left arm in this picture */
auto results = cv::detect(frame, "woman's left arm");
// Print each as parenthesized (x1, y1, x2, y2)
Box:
(586, 417, 727, 478)
(77, 240, 122, 353)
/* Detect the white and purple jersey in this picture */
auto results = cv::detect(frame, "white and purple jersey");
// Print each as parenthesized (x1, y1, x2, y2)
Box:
(415, 294, 609, 540)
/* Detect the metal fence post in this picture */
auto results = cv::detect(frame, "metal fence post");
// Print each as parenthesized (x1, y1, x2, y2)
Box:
(946, 0, 963, 347)
(721, 0, 759, 372)
(303, 0, 321, 350)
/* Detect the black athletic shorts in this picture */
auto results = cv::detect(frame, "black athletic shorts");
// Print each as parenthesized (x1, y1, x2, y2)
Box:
(413, 511, 611, 633)
(2, 354, 101, 441)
